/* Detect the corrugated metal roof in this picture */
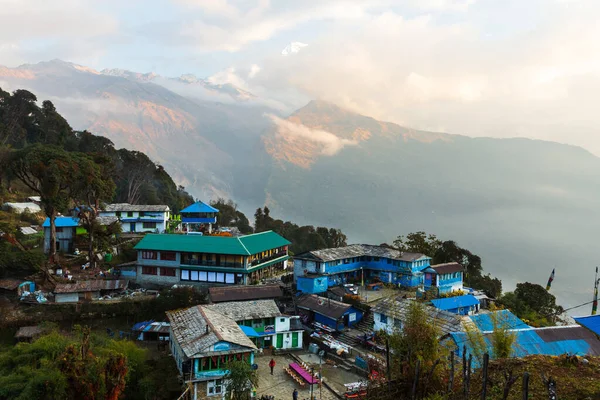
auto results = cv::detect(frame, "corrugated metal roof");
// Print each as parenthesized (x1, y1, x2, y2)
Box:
(180, 201, 219, 214)
(134, 231, 290, 255)
(43, 217, 79, 227)
(451, 325, 600, 361)
(372, 297, 464, 336)
(297, 294, 352, 319)
(19, 226, 38, 235)
(15, 326, 43, 339)
(103, 203, 169, 212)
(574, 315, 600, 336)
(294, 244, 428, 263)
(167, 305, 257, 358)
(54, 279, 128, 293)
(209, 285, 283, 303)
(468, 310, 529, 331)
(2, 202, 41, 213)
(431, 295, 480, 311)
(431, 262, 463, 274)
(206, 300, 281, 321)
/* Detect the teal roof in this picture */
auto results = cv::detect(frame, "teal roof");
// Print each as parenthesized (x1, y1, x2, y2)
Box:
(134, 231, 290, 255)
(469, 310, 529, 331)
(180, 201, 219, 214)
(43, 217, 79, 228)
(431, 295, 480, 311)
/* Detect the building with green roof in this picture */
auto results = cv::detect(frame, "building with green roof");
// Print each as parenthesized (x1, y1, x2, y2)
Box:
(129, 231, 291, 286)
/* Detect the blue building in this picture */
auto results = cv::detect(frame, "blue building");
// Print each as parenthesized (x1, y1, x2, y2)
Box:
(448, 325, 600, 367)
(293, 244, 431, 293)
(43, 217, 79, 254)
(296, 294, 363, 331)
(180, 201, 219, 233)
(468, 310, 529, 331)
(431, 295, 480, 315)
(423, 262, 464, 295)
(100, 204, 170, 233)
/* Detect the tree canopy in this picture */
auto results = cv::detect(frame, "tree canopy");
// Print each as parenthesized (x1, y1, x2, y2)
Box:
(498, 282, 564, 326)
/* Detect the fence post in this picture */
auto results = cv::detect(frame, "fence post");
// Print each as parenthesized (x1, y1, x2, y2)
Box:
(411, 359, 420, 400)
(448, 351, 455, 395)
(522, 372, 529, 400)
(465, 354, 472, 399)
(481, 353, 489, 400)
(462, 347, 467, 398)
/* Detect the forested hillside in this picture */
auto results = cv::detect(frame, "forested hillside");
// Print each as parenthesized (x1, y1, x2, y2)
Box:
(0, 88, 193, 211)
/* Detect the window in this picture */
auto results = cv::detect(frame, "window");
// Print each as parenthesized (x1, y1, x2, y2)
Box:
(373, 257, 380, 261)
(115, 211, 121, 217)
(207, 272, 216, 282)
(142, 266, 157, 275)
(301, 260, 307, 268)
(225, 273, 235, 284)
(191, 271, 199, 281)
(199, 271, 208, 281)
(127, 211, 133, 217)
(207, 379, 224, 396)
(394, 319, 402, 329)
(160, 268, 176, 277)
(387, 258, 392, 264)
(160, 251, 176, 261)
(380, 314, 388, 324)
(56, 227, 63, 233)
(280, 318, 285, 323)
(142, 251, 157, 259)
(216, 272, 225, 283)
(181, 270, 190, 280)
(143, 222, 156, 229)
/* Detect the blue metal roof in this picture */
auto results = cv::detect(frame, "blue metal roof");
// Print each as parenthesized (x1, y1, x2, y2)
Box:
(42, 217, 80, 228)
(450, 325, 599, 366)
(431, 295, 480, 311)
(574, 315, 600, 336)
(239, 325, 261, 338)
(469, 310, 529, 331)
(180, 201, 219, 214)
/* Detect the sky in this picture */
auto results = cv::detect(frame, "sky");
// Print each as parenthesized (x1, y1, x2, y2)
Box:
(2, 0, 600, 154)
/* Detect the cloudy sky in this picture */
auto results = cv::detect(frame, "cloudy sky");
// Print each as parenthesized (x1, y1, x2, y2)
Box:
(2, 0, 600, 153)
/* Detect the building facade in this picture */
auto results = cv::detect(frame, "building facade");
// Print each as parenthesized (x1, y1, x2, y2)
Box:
(167, 305, 257, 400)
(296, 294, 363, 331)
(424, 262, 464, 295)
(206, 300, 303, 350)
(100, 203, 170, 233)
(293, 244, 431, 293)
(132, 231, 290, 287)
(430, 295, 480, 316)
(43, 217, 79, 254)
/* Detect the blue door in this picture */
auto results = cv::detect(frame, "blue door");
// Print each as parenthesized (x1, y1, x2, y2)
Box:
(130, 223, 136, 232)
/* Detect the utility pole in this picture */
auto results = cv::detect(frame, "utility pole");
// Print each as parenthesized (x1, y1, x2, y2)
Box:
(593, 267, 599, 315)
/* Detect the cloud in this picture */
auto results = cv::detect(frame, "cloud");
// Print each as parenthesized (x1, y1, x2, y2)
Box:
(267, 113, 358, 155)
(248, 64, 261, 79)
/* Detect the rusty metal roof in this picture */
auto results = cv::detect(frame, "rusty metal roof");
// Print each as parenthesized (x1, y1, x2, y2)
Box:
(431, 262, 463, 274)
(54, 279, 129, 293)
(297, 294, 353, 319)
(208, 284, 283, 303)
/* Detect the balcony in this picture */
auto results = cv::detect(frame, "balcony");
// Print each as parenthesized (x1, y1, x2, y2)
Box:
(181, 217, 217, 224)
(250, 252, 287, 267)
(180, 259, 244, 269)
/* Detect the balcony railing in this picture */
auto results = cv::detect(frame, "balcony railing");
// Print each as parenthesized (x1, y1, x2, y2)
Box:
(250, 253, 287, 267)
(180, 259, 244, 268)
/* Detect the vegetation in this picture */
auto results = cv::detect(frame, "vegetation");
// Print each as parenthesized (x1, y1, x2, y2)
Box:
(0, 325, 181, 399)
(498, 282, 564, 327)
(210, 198, 253, 234)
(224, 359, 259, 400)
(254, 206, 347, 254)
(393, 231, 502, 298)
(0, 87, 193, 213)
(463, 309, 516, 364)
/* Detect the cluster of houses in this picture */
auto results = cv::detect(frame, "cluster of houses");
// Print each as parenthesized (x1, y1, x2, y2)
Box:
(8, 199, 600, 398)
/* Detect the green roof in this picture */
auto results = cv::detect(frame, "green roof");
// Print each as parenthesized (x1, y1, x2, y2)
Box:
(134, 231, 290, 255)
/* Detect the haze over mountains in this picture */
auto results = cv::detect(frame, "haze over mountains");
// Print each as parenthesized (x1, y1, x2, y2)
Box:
(1, 59, 598, 311)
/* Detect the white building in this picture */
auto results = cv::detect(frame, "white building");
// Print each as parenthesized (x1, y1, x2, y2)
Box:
(372, 297, 464, 336)
(206, 300, 303, 350)
(100, 204, 170, 233)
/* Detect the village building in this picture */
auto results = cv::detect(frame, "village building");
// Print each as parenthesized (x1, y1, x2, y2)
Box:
(372, 297, 464, 335)
(430, 295, 480, 315)
(180, 201, 219, 233)
(43, 216, 79, 254)
(206, 300, 303, 350)
(1, 201, 41, 214)
(132, 231, 290, 287)
(53, 279, 129, 303)
(574, 315, 600, 336)
(208, 284, 283, 303)
(448, 325, 600, 366)
(467, 310, 529, 331)
(14, 326, 44, 342)
(0, 279, 35, 300)
(132, 321, 171, 341)
(99, 203, 170, 233)
(296, 294, 363, 331)
(423, 262, 464, 295)
(293, 244, 432, 293)
(167, 305, 257, 399)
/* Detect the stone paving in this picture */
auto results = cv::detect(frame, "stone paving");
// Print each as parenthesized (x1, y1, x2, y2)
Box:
(254, 353, 362, 400)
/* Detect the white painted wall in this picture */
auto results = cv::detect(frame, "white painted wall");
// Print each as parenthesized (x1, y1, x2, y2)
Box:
(373, 312, 402, 334)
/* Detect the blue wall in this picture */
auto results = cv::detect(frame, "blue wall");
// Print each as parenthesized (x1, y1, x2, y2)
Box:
(313, 307, 363, 331)
(297, 276, 328, 294)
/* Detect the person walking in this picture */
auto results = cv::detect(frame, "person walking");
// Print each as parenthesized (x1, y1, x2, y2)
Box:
(269, 358, 276, 375)
(293, 389, 298, 400)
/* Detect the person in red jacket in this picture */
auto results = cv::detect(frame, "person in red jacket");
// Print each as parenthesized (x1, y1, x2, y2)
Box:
(269, 358, 276, 375)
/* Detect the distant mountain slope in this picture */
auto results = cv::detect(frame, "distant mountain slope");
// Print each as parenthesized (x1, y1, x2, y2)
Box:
(0, 60, 272, 199)
(262, 101, 600, 311)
